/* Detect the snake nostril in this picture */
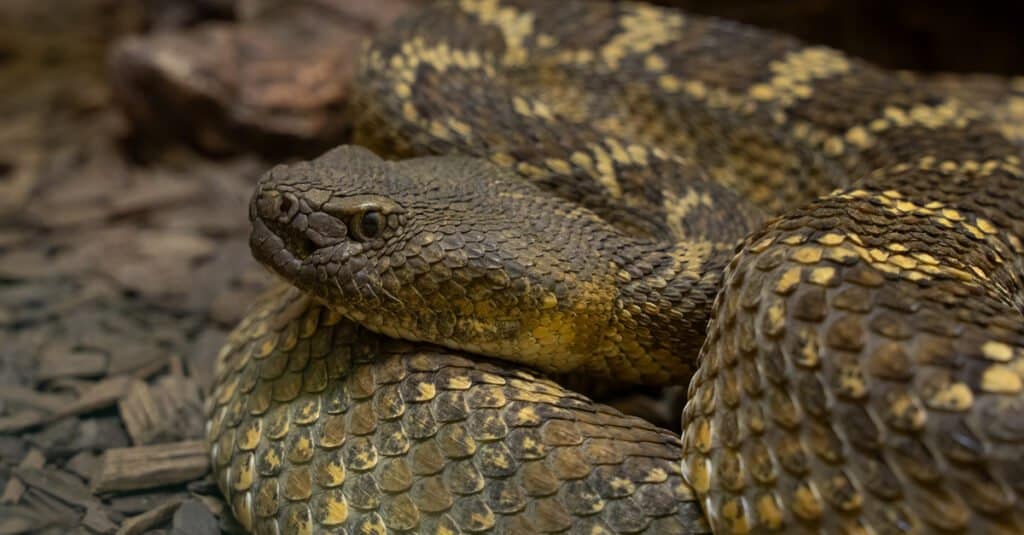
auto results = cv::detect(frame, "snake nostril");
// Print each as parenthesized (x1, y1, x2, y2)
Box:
(279, 193, 301, 223)
(254, 188, 282, 220)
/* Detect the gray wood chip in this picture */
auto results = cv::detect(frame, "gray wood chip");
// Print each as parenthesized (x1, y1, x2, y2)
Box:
(0, 448, 44, 504)
(13, 467, 99, 509)
(82, 504, 119, 534)
(65, 451, 100, 481)
(118, 376, 204, 445)
(91, 441, 209, 494)
(170, 499, 218, 535)
(0, 385, 74, 413)
(114, 497, 185, 535)
(53, 376, 134, 420)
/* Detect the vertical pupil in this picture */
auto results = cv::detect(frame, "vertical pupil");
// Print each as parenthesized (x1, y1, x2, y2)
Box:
(360, 211, 381, 238)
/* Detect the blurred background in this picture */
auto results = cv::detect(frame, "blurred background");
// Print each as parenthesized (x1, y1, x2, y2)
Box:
(0, 1, 1021, 533)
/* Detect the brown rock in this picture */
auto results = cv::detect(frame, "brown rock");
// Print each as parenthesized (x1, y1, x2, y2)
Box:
(109, 5, 377, 157)
(141, 0, 235, 29)
(237, 0, 416, 29)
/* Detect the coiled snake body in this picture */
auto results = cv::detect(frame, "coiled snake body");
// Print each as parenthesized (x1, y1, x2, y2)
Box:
(207, 1, 1024, 533)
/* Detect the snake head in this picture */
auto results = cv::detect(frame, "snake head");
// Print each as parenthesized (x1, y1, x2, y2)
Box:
(252, 147, 403, 274)
(249, 145, 621, 373)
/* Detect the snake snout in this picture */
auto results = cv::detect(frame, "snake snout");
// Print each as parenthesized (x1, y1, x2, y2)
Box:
(253, 188, 300, 224)
(251, 188, 319, 261)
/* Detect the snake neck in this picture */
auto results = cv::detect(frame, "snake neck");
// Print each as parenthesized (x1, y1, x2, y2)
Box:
(593, 238, 736, 386)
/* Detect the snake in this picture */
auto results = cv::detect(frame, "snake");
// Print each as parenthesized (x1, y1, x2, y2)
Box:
(205, 1, 1024, 533)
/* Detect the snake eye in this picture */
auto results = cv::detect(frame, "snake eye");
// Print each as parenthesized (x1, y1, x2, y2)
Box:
(351, 210, 382, 241)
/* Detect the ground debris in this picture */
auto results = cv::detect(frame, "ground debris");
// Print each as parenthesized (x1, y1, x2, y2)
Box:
(91, 441, 210, 494)
(171, 499, 219, 535)
(52, 376, 135, 421)
(65, 450, 101, 481)
(115, 496, 185, 535)
(119, 375, 205, 445)
(82, 504, 121, 534)
(0, 449, 44, 504)
(12, 466, 99, 509)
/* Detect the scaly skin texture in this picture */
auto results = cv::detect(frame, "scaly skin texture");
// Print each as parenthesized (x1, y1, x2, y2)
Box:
(207, 283, 709, 534)
(249, 147, 760, 386)
(209, 0, 1024, 533)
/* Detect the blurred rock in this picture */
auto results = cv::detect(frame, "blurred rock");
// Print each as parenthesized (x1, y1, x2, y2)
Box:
(236, 0, 414, 29)
(142, 0, 235, 29)
(109, 4, 386, 157)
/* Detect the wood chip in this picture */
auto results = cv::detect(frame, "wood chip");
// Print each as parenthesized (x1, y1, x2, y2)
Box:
(0, 505, 49, 535)
(209, 286, 257, 326)
(91, 441, 209, 494)
(82, 504, 119, 534)
(107, 343, 168, 377)
(187, 328, 225, 389)
(188, 490, 229, 519)
(36, 348, 108, 380)
(25, 418, 79, 454)
(13, 466, 99, 509)
(119, 375, 204, 445)
(0, 249, 66, 279)
(0, 436, 27, 463)
(170, 499, 218, 535)
(108, 174, 204, 216)
(1, 448, 44, 504)
(65, 451, 100, 481)
(0, 409, 48, 433)
(108, 491, 185, 515)
(19, 487, 81, 529)
(0, 385, 74, 413)
(29, 417, 130, 457)
(33, 203, 113, 229)
(0, 229, 28, 248)
(53, 375, 134, 420)
(115, 497, 185, 535)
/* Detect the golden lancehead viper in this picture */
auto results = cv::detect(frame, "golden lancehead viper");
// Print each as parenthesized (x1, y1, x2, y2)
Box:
(206, 1, 1024, 533)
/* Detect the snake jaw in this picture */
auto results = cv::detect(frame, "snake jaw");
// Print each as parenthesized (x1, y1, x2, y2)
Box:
(249, 217, 303, 280)
(249, 184, 343, 287)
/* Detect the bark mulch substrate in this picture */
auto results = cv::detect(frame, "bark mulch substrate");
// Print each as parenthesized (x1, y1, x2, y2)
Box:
(0, 1, 413, 533)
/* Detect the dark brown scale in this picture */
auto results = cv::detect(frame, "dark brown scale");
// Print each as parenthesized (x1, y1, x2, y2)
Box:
(209, 0, 1024, 533)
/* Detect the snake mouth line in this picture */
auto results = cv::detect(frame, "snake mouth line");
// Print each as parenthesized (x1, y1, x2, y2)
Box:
(249, 218, 307, 279)
(271, 219, 316, 261)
